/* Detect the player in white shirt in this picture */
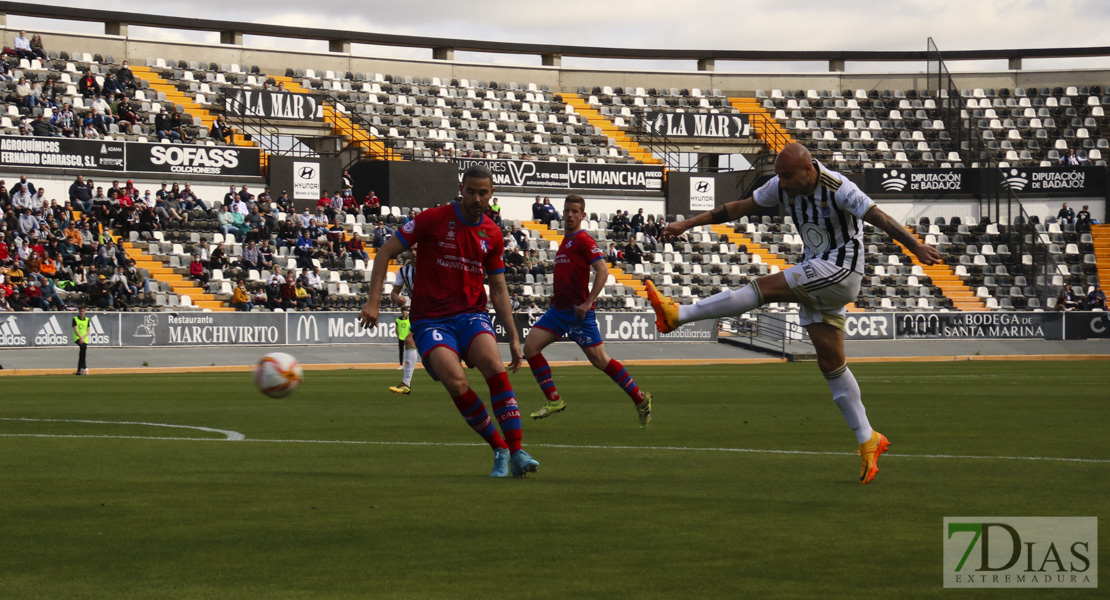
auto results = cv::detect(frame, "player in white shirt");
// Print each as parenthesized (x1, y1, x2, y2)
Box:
(647, 142, 941, 484)
(388, 249, 417, 394)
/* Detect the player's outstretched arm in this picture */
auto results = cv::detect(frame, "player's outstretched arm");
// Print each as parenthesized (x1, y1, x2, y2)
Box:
(662, 198, 760, 239)
(359, 235, 406, 329)
(487, 271, 522, 373)
(863, 206, 942, 265)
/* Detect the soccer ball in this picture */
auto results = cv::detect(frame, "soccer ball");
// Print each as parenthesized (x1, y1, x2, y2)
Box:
(254, 352, 303, 398)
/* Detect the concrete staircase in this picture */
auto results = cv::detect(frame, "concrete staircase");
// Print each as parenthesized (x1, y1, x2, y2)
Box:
(728, 98, 794, 154)
(1091, 224, 1110, 286)
(899, 234, 986, 311)
(560, 93, 661, 165)
(120, 239, 231, 311)
(129, 66, 257, 149)
(271, 76, 400, 161)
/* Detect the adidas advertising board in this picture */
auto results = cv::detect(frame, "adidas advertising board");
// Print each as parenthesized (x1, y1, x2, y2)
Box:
(0, 138, 125, 171)
(0, 314, 116, 347)
(452, 158, 663, 192)
(642, 112, 751, 139)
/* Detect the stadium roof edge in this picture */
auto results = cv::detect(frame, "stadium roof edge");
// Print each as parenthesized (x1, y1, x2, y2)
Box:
(2, 1, 1110, 66)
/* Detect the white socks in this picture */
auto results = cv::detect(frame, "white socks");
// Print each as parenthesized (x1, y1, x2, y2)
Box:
(825, 364, 872, 444)
(677, 284, 763, 324)
(402, 347, 417, 386)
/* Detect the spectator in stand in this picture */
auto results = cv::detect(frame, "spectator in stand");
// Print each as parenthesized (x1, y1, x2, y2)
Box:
(305, 266, 328, 304)
(94, 238, 119, 269)
(1057, 203, 1076, 226)
(294, 230, 315, 269)
(275, 191, 293, 214)
(341, 186, 358, 215)
(154, 109, 180, 142)
(1088, 285, 1106, 311)
(208, 242, 230, 272)
(102, 73, 125, 98)
(28, 34, 48, 61)
(280, 275, 298, 309)
(623, 240, 643, 266)
(362, 189, 381, 219)
(511, 225, 530, 252)
(1059, 148, 1086, 166)
(215, 205, 241, 242)
(239, 240, 261, 271)
(115, 61, 137, 94)
(28, 113, 57, 137)
(1057, 285, 1080, 311)
(12, 31, 34, 60)
(52, 103, 78, 138)
(1076, 205, 1092, 234)
(188, 254, 208, 289)
(541, 197, 560, 222)
(643, 214, 660, 250)
(528, 258, 546, 280)
(531, 196, 545, 220)
(257, 239, 275, 270)
(89, 275, 113, 309)
(114, 96, 137, 134)
(606, 243, 621, 262)
(68, 176, 92, 214)
(347, 232, 368, 263)
(0, 59, 12, 84)
(401, 209, 417, 227)
(210, 117, 234, 145)
(0, 288, 11, 312)
(169, 108, 190, 143)
(77, 70, 101, 98)
(179, 182, 207, 213)
(232, 279, 254, 311)
(372, 221, 393, 249)
(630, 208, 646, 234)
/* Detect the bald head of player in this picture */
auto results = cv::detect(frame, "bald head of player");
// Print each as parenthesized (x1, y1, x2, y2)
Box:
(774, 142, 819, 197)
(458, 165, 495, 222)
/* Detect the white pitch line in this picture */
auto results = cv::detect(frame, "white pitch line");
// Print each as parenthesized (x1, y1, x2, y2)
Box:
(0, 430, 1107, 464)
(0, 418, 244, 441)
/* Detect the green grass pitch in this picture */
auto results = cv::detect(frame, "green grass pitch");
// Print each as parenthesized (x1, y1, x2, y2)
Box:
(1, 361, 1107, 599)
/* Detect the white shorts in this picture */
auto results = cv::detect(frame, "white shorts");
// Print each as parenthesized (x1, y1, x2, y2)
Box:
(781, 258, 862, 330)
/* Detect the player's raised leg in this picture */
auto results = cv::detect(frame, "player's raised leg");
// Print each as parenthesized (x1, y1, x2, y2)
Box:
(647, 273, 784, 334)
(581, 342, 652, 427)
(523, 326, 566, 419)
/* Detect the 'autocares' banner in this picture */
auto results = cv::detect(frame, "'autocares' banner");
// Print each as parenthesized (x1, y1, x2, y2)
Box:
(641, 111, 750, 139)
(0, 137, 125, 171)
(453, 158, 663, 193)
(864, 166, 1105, 197)
(223, 88, 325, 121)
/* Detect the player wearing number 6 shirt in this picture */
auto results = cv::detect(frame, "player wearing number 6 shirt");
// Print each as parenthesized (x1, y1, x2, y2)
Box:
(646, 143, 940, 484)
(524, 194, 652, 427)
(359, 165, 539, 478)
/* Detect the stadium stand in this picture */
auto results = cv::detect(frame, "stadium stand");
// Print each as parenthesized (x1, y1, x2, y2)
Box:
(1, 10, 1107, 315)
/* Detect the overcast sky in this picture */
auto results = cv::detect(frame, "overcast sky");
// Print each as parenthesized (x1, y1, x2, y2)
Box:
(12, 0, 1110, 73)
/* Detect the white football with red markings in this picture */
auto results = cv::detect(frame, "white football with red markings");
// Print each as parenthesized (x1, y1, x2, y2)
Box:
(254, 352, 303, 398)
